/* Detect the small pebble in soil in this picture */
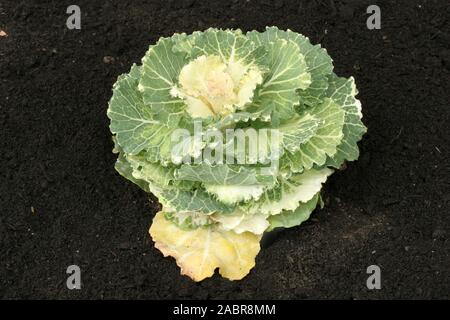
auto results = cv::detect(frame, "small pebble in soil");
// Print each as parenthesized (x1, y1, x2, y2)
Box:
(103, 56, 115, 64)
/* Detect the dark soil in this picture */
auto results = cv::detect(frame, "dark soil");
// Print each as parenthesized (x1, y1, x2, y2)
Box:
(1, 0, 449, 299)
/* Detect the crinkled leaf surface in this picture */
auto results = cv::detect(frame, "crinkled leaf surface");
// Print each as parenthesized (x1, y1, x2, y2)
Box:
(190, 28, 266, 67)
(245, 35, 311, 123)
(114, 152, 150, 193)
(279, 114, 321, 154)
(267, 193, 319, 231)
(282, 98, 345, 172)
(150, 183, 235, 214)
(325, 74, 367, 167)
(107, 64, 178, 161)
(139, 37, 189, 127)
(252, 27, 333, 106)
(245, 168, 332, 215)
(176, 164, 276, 185)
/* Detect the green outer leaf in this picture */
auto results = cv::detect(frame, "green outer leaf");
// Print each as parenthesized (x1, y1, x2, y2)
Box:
(325, 74, 367, 167)
(108, 64, 174, 156)
(253, 27, 333, 106)
(279, 114, 321, 154)
(267, 193, 319, 231)
(125, 153, 175, 187)
(171, 31, 202, 56)
(150, 183, 235, 214)
(190, 28, 266, 67)
(139, 37, 188, 127)
(114, 152, 150, 193)
(243, 168, 332, 215)
(176, 164, 276, 185)
(246, 33, 311, 123)
(108, 65, 201, 163)
(282, 98, 345, 172)
(113, 137, 197, 192)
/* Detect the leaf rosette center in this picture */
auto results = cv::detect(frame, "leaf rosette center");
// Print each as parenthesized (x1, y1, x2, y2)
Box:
(170, 55, 263, 118)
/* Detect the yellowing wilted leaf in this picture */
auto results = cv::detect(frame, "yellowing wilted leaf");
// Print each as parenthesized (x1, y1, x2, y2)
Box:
(149, 211, 261, 281)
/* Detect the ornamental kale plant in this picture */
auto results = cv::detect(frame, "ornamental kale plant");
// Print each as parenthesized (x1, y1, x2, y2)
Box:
(107, 27, 366, 281)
